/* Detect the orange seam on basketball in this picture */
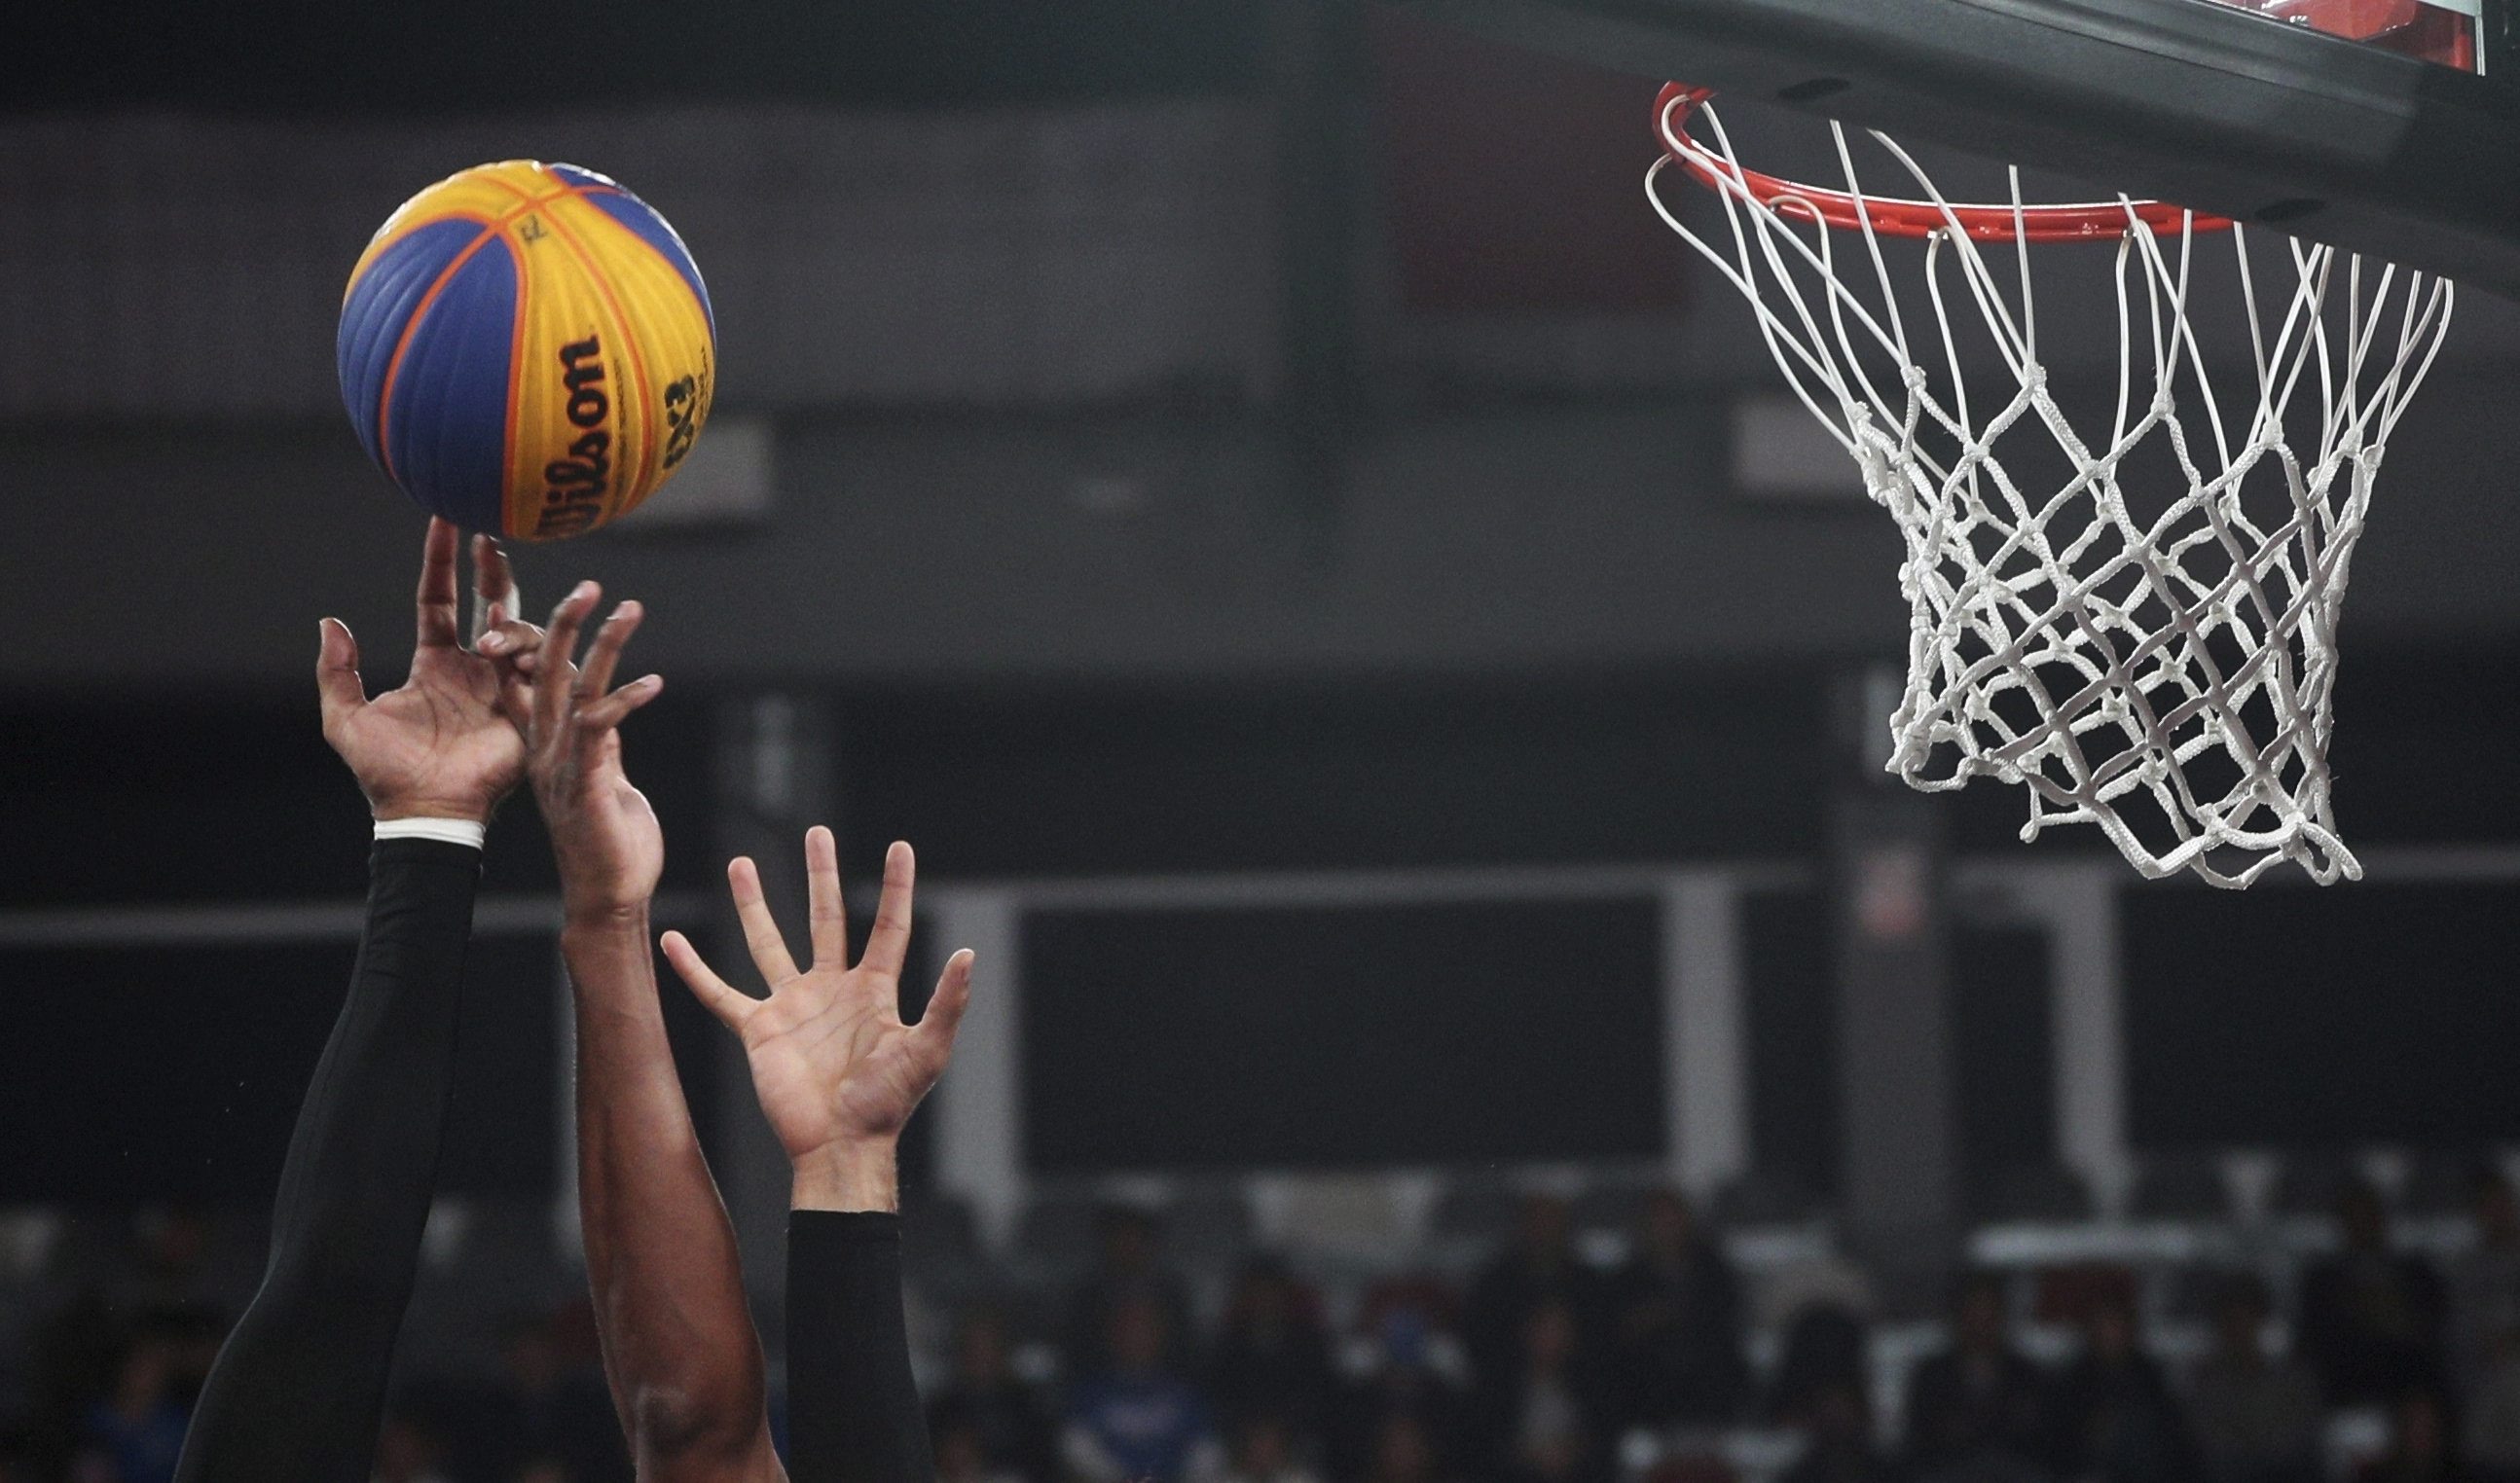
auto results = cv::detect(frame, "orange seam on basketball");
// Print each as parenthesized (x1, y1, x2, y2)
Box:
(537, 199, 657, 525)
(474, 170, 638, 525)
(371, 195, 562, 485)
(499, 231, 530, 541)
(465, 167, 680, 527)
(374, 230, 495, 486)
(346, 208, 494, 306)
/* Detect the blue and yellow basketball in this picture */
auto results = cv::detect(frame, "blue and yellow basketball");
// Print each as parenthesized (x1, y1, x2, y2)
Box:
(337, 161, 714, 540)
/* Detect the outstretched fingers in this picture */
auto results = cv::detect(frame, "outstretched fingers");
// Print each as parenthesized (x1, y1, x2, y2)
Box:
(859, 841, 916, 983)
(660, 930, 756, 1032)
(315, 617, 366, 733)
(474, 602, 544, 734)
(804, 825, 849, 968)
(911, 948, 976, 1067)
(469, 533, 519, 647)
(531, 581, 601, 747)
(575, 673, 663, 735)
(474, 602, 546, 666)
(575, 600, 642, 703)
(416, 518, 463, 650)
(568, 602, 649, 766)
(727, 855, 802, 985)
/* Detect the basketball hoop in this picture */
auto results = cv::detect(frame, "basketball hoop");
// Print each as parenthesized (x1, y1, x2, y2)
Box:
(1650, 85, 2454, 886)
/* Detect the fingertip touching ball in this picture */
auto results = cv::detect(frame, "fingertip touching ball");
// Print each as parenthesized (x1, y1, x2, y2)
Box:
(337, 161, 714, 540)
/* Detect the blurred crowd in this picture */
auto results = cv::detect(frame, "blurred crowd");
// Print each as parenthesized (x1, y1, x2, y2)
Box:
(9, 1166, 2520, 1483)
(0, 1208, 620, 1483)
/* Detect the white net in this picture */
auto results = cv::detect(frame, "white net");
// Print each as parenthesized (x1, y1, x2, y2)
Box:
(1649, 94, 2455, 886)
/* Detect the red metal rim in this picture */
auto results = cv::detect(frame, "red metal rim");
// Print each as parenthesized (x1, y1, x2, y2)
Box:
(1654, 83, 2235, 242)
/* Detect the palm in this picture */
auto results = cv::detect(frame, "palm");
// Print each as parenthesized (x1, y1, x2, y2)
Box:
(317, 520, 533, 823)
(661, 833, 973, 1173)
(739, 965, 941, 1156)
(540, 728, 665, 906)
(337, 647, 525, 814)
(512, 582, 670, 917)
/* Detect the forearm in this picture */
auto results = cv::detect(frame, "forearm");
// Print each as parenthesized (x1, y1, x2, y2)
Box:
(785, 1140, 934, 1483)
(178, 836, 481, 1483)
(564, 911, 778, 1476)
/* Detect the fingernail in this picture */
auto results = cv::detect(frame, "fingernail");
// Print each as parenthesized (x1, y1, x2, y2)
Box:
(571, 580, 596, 600)
(479, 632, 506, 653)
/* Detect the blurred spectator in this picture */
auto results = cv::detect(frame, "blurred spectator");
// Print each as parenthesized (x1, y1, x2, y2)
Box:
(2356, 1391, 2461, 1483)
(374, 1412, 457, 1483)
(1332, 1293, 1472, 1483)
(1756, 1253, 1877, 1342)
(929, 1307, 1058, 1483)
(1770, 1303, 1872, 1426)
(2188, 1275, 2321, 1483)
(2465, 1325, 2520, 1483)
(0, 1423, 40, 1483)
(936, 1408, 1028, 1483)
(1776, 1381, 1897, 1483)
(77, 1322, 190, 1483)
(1066, 1206, 1198, 1377)
(1221, 1412, 1323, 1483)
(1063, 1295, 1223, 1483)
(33, 1288, 123, 1453)
(1463, 1197, 1609, 1407)
(1353, 1277, 1467, 1372)
(1637, 1458, 1740, 1483)
(2045, 1282, 2197, 1483)
(1361, 1413, 1460, 1483)
(1608, 1190, 1747, 1429)
(1902, 1272, 2049, 1482)
(2299, 1182, 2449, 1407)
(2452, 1169, 2520, 1393)
(437, 1308, 624, 1483)
(1485, 1300, 1608, 1483)
(1209, 1256, 1335, 1440)
(103, 1208, 249, 1323)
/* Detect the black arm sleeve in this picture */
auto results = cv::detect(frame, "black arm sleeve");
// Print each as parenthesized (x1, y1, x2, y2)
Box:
(786, 1211, 936, 1483)
(175, 837, 482, 1483)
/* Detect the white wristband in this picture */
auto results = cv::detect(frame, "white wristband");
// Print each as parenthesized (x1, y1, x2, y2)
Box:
(374, 816, 487, 850)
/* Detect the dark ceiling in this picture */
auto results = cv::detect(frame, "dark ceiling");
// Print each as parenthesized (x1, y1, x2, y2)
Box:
(9, 0, 1272, 116)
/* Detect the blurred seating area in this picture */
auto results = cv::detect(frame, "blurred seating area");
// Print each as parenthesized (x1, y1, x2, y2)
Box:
(9, 1148, 2520, 1483)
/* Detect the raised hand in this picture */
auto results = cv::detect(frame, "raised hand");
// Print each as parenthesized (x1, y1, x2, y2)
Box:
(661, 831, 974, 1210)
(317, 518, 532, 823)
(517, 582, 667, 922)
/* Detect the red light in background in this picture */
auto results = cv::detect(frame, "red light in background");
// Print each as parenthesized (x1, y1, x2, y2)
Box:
(2193, 0, 2479, 70)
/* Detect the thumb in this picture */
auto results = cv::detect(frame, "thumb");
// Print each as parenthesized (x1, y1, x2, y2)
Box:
(661, 930, 756, 1034)
(316, 618, 366, 731)
(911, 949, 976, 1067)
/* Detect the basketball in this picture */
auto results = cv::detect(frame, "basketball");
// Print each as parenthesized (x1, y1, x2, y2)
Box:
(337, 161, 714, 541)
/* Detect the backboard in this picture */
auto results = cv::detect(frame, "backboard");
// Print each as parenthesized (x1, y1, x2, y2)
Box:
(1395, 0, 2520, 297)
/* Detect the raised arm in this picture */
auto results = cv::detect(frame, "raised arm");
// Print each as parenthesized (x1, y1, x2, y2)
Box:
(519, 587, 783, 1482)
(178, 520, 529, 1483)
(662, 831, 973, 1483)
